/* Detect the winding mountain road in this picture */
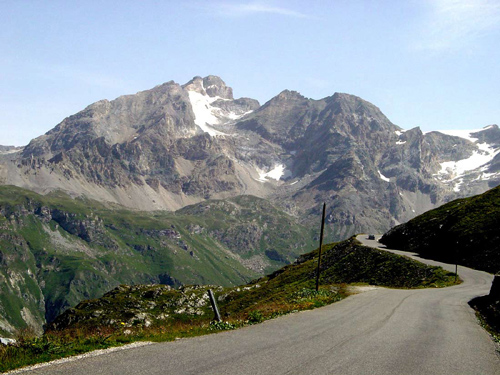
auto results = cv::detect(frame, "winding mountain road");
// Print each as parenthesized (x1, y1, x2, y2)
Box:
(14, 236, 499, 374)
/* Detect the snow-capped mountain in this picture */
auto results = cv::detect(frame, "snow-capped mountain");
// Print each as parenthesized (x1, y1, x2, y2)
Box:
(1, 75, 499, 239)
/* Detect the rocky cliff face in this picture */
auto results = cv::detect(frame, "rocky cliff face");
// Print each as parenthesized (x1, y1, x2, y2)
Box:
(0, 187, 314, 337)
(1, 75, 499, 240)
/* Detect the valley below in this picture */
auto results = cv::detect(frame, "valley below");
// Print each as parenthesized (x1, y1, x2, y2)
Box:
(0, 187, 315, 337)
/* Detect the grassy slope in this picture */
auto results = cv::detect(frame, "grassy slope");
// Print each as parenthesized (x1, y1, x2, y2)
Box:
(380, 185, 500, 274)
(47, 236, 457, 332)
(0, 186, 314, 337)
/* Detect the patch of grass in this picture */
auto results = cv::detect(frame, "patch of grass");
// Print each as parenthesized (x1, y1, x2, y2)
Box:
(290, 288, 343, 307)
(0, 327, 135, 373)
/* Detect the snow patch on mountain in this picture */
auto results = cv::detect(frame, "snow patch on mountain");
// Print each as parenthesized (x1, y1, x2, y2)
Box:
(395, 130, 407, 145)
(226, 110, 253, 120)
(434, 128, 500, 188)
(474, 167, 500, 181)
(378, 170, 390, 182)
(187, 90, 254, 136)
(188, 91, 226, 136)
(256, 164, 291, 182)
(478, 172, 500, 181)
(438, 149, 499, 180)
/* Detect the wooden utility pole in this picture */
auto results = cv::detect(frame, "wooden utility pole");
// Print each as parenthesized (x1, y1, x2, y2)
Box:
(315, 203, 326, 292)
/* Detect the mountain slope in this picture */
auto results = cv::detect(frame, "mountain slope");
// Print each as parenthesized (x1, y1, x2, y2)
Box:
(0, 186, 314, 337)
(380, 185, 500, 274)
(2, 76, 499, 241)
(2, 76, 500, 240)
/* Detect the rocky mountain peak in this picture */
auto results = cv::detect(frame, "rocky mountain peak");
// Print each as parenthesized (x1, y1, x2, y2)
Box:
(270, 90, 306, 103)
(182, 75, 233, 100)
(84, 99, 112, 114)
(183, 76, 205, 95)
(203, 75, 233, 99)
(328, 92, 384, 117)
(21, 80, 194, 157)
(470, 125, 500, 146)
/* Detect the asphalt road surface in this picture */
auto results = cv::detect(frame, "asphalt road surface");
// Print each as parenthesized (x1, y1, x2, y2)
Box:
(14, 236, 499, 375)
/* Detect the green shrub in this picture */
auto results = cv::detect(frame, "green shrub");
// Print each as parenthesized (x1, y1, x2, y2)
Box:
(247, 310, 264, 323)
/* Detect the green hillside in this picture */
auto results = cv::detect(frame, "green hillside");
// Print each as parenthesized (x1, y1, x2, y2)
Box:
(47, 236, 456, 332)
(0, 186, 315, 337)
(380, 185, 500, 274)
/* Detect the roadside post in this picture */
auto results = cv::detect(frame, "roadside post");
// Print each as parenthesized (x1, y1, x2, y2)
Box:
(208, 289, 222, 322)
(315, 203, 326, 292)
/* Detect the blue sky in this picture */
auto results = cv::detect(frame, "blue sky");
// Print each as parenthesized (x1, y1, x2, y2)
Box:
(1, 0, 500, 146)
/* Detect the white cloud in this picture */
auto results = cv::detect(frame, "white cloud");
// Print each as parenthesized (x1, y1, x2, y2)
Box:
(208, 1, 310, 18)
(416, 0, 500, 51)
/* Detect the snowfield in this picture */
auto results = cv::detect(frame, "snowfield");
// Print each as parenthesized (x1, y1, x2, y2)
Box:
(434, 128, 500, 188)
(187, 87, 254, 137)
(256, 164, 292, 182)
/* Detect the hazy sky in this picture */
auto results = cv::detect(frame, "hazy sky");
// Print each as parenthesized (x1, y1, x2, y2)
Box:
(1, 0, 500, 146)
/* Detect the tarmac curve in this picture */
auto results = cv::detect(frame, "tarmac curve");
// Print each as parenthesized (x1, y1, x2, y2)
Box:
(11, 235, 500, 375)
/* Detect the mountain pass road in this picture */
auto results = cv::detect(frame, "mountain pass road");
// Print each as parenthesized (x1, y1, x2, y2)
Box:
(13, 235, 499, 374)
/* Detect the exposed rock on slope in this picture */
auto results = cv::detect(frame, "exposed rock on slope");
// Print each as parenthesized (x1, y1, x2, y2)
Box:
(0, 186, 313, 337)
(1, 76, 499, 239)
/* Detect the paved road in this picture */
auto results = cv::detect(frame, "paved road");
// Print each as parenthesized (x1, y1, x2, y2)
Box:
(16, 236, 499, 374)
